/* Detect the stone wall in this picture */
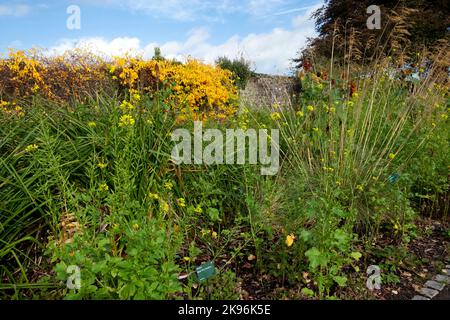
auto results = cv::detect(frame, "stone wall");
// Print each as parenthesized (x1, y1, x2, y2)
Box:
(239, 74, 299, 109)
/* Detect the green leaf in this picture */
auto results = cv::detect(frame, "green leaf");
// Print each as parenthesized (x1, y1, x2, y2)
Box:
(301, 287, 315, 297)
(207, 208, 221, 222)
(334, 229, 348, 243)
(350, 251, 362, 261)
(92, 260, 107, 273)
(64, 293, 81, 300)
(333, 275, 347, 287)
(305, 247, 328, 269)
(118, 284, 136, 299)
(54, 261, 68, 280)
(298, 229, 311, 242)
(97, 238, 110, 250)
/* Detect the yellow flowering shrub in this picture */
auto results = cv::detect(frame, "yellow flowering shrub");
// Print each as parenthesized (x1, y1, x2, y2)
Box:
(0, 49, 109, 102)
(108, 57, 238, 121)
(0, 49, 46, 99)
(0, 49, 238, 121)
(159, 59, 237, 121)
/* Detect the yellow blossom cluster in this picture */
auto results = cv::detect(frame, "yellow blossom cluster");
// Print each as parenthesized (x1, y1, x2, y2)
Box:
(108, 57, 238, 121)
(0, 100, 25, 117)
(1, 49, 238, 121)
(0, 49, 107, 102)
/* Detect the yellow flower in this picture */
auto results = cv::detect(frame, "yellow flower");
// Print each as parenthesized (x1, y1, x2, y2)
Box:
(97, 162, 107, 169)
(296, 110, 304, 117)
(160, 200, 169, 213)
(132, 93, 141, 102)
(347, 101, 354, 107)
(389, 153, 396, 160)
(183, 257, 191, 262)
(307, 105, 314, 112)
(177, 198, 186, 207)
(148, 192, 159, 200)
(164, 181, 173, 190)
(211, 231, 218, 238)
(313, 127, 319, 132)
(329, 107, 336, 113)
(194, 205, 203, 214)
(31, 84, 40, 93)
(286, 234, 296, 247)
(99, 183, 109, 191)
(201, 229, 211, 236)
(440, 114, 448, 120)
(24, 144, 38, 153)
(118, 114, 135, 127)
(356, 184, 364, 191)
(132, 223, 140, 230)
(120, 100, 135, 111)
(270, 112, 282, 121)
(88, 121, 96, 127)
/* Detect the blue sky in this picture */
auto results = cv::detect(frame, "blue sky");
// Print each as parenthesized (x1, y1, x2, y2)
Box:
(0, 0, 323, 74)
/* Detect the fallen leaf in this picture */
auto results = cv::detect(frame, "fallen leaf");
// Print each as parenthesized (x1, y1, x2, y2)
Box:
(302, 272, 311, 283)
(402, 271, 412, 277)
(412, 284, 421, 292)
(177, 273, 190, 280)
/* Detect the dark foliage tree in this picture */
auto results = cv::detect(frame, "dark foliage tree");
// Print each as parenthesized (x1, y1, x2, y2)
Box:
(295, 0, 449, 67)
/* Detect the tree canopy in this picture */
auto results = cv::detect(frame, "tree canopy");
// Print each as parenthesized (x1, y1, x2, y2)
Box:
(296, 0, 449, 66)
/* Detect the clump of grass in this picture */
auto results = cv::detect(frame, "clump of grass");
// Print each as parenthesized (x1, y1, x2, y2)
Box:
(252, 43, 449, 296)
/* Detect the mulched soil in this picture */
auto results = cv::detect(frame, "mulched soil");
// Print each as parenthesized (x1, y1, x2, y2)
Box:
(355, 217, 450, 300)
(234, 216, 450, 300)
(435, 286, 450, 300)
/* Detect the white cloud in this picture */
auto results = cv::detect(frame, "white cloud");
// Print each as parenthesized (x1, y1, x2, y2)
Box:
(49, 37, 141, 56)
(47, 8, 318, 74)
(0, 4, 31, 16)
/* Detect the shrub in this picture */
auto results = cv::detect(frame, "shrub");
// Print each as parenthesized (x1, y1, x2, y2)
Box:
(215, 56, 254, 90)
(0, 50, 238, 121)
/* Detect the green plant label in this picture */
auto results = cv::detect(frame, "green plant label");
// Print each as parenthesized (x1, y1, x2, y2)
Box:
(196, 261, 216, 281)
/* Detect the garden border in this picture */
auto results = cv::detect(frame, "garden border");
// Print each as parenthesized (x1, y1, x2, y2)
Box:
(412, 260, 450, 300)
